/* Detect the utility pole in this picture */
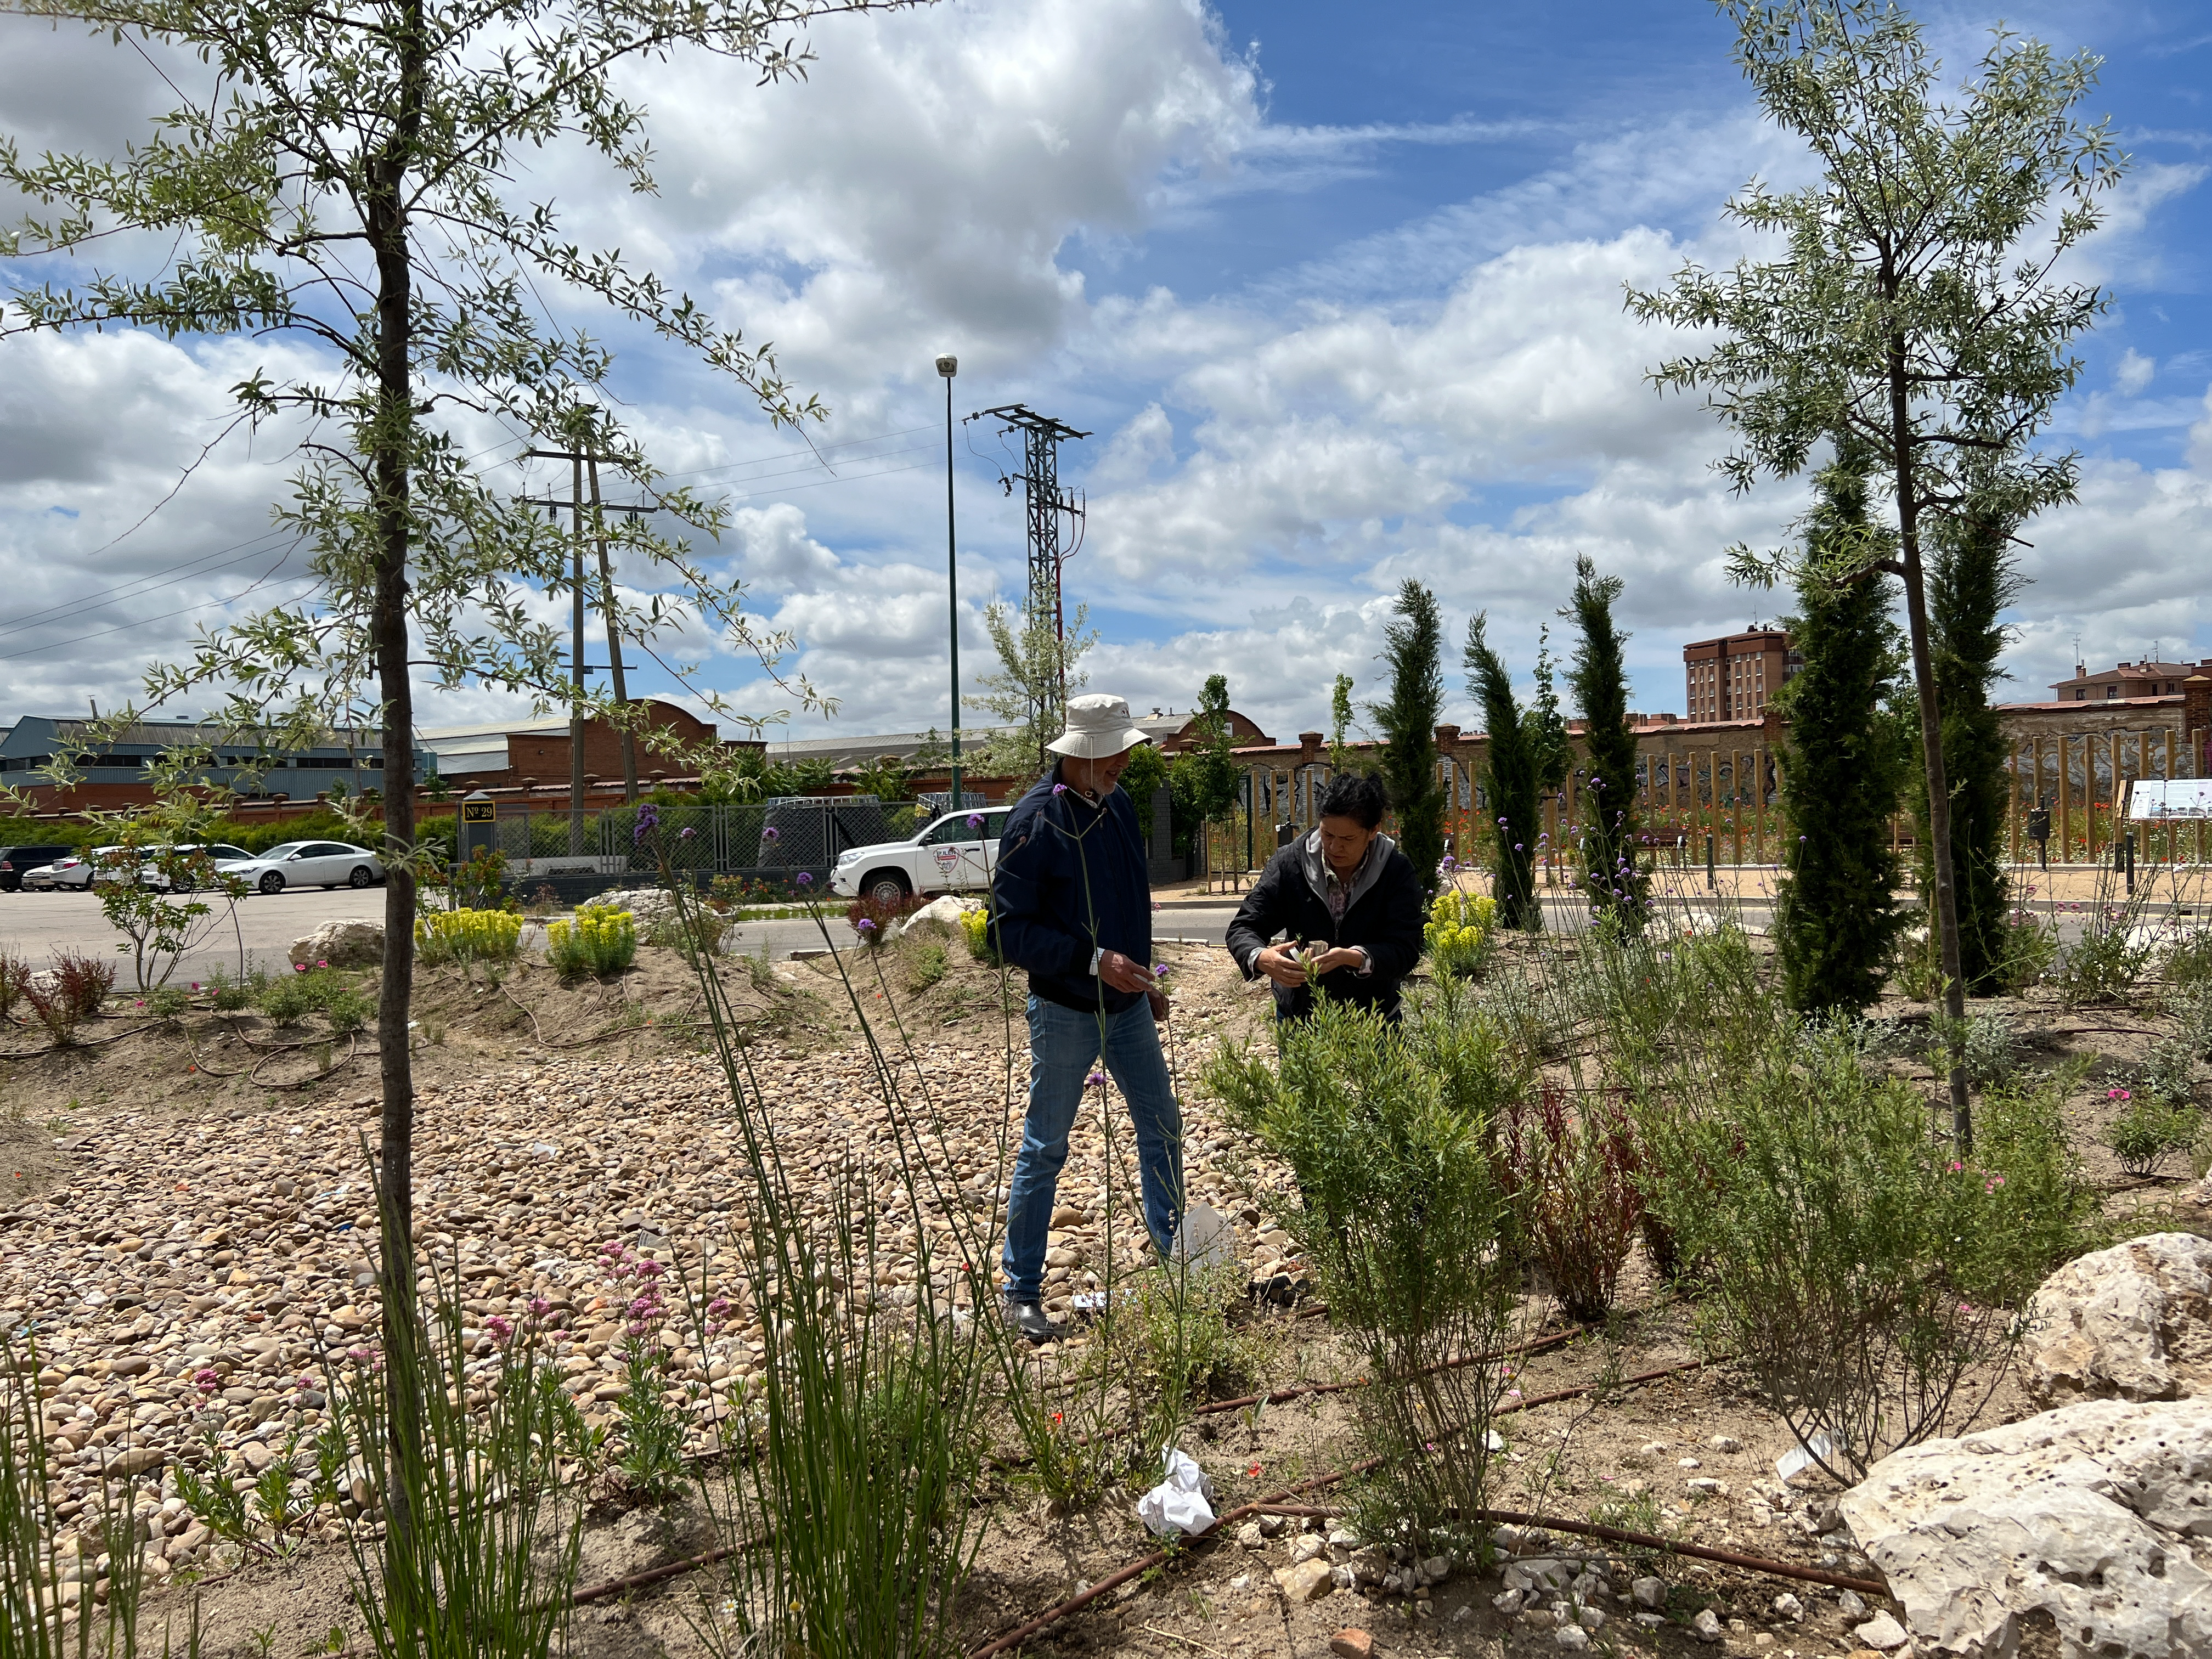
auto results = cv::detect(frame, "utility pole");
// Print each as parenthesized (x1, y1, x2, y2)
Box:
(979, 403, 1089, 744)
(584, 454, 640, 802)
(937, 354, 962, 812)
(520, 447, 651, 840)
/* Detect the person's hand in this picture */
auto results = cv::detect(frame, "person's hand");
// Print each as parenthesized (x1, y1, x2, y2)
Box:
(1310, 946, 1365, 976)
(1252, 944, 1308, 988)
(1098, 950, 1156, 993)
(1147, 986, 1170, 1023)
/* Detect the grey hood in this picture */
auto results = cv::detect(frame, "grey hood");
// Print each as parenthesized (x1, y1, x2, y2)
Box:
(1299, 828, 1397, 917)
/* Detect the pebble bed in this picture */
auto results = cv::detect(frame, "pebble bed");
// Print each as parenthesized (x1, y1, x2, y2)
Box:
(1, 1036, 1301, 1601)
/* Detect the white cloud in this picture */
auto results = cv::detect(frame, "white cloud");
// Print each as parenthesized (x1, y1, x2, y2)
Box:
(2117, 347, 2157, 396)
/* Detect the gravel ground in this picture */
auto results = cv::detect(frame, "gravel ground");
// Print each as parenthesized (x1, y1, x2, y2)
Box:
(0, 949, 1298, 1595)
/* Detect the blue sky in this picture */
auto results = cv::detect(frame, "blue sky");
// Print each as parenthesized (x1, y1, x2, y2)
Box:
(2, 0, 2209, 749)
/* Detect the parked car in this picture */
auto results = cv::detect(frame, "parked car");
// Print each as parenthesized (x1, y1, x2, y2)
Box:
(216, 840, 385, 894)
(149, 844, 254, 892)
(831, 809, 1009, 904)
(0, 844, 77, 891)
(20, 846, 123, 890)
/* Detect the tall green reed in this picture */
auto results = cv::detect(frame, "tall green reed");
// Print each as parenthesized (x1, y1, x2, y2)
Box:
(664, 875, 996, 1659)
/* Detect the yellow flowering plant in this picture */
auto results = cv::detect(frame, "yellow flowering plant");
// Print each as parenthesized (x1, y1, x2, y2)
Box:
(1425, 890, 1497, 979)
(547, 901, 639, 979)
(415, 906, 523, 966)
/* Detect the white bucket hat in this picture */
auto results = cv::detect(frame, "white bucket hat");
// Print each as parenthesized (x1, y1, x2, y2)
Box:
(1047, 693, 1153, 760)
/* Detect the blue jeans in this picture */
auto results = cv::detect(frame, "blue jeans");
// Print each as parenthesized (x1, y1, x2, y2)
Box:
(1001, 995, 1184, 1305)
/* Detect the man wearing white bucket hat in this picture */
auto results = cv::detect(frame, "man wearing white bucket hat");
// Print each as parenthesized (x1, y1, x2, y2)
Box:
(989, 693, 1181, 1344)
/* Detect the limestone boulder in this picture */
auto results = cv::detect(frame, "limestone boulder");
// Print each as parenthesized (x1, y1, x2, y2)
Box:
(288, 918, 383, 968)
(895, 894, 979, 938)
(2027, 1233, 2212, 1407)
(1838, 1397, 2212, 1658)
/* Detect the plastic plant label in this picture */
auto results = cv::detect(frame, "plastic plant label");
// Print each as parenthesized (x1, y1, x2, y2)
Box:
(1775, 1432, 1834, 1481)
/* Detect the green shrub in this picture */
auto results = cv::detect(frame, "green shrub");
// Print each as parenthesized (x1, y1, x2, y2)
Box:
(146, 984, 189, 1019)
(1649, 1022, 2099, 1480)
(904, 937, 949, 994)
(258, 975, 317, 1025)
(2163, 927, 2212, 989)
(1996, 911, 2059, 991)
(545, 902, 636, 978)
(2100, 1090, 2194, 1180)
(1205, 998, 1517, 1541)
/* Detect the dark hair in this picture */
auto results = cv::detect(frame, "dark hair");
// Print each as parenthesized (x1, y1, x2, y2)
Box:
(1318, 770, 1388, 830)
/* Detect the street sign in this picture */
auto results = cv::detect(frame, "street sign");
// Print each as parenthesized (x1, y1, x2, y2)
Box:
(461, 800, 497, 825)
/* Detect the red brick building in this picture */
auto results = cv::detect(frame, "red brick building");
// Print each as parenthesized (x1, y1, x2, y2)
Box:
(1683, 628, 1798, 723)
(2047, 658, 2205, 702)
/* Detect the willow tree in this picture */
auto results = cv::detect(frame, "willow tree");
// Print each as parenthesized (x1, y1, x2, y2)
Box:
(0, 0, 907, 1602)
(1628, 0, 2123, 1153)
(1465, 613, 1541, 929)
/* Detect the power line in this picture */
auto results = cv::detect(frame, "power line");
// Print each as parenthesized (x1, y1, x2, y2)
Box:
(0, 529, 297, 640)
(0, 541, 311, 663)
(653, 423, 937, 483)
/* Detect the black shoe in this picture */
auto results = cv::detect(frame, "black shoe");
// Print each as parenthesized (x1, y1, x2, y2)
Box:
(1001, 1300, 1056, 1344)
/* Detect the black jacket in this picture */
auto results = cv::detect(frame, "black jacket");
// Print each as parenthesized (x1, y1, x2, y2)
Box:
(991, 763, 1155, 1015)
(1226, 831, 1426, 1020)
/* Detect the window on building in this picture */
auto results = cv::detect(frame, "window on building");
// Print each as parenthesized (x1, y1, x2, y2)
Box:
(2104, 686, 2119, 698)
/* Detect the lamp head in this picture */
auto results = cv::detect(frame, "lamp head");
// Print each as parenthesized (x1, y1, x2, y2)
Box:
(935, 353, 957, 378)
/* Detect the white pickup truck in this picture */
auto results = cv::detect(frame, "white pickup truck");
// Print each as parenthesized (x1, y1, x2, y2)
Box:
(831, 808, 1011, 904)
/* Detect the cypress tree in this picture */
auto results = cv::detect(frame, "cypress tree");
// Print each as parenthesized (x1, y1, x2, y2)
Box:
(1372, 580, 1447, 888)
(1925, 505, 2018, 995)
(1465, 613, 1542, 929)
(1775, 455, 1910, 1014)
(1565, 556, 1648, 924)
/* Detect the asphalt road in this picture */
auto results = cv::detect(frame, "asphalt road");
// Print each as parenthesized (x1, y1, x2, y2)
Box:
(0, 886, 388, 983)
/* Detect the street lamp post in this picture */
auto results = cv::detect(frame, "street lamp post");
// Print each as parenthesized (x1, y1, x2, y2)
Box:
(937, 353, 962, 814)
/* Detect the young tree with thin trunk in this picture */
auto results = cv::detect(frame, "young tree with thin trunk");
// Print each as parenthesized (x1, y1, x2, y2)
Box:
(1465, 613, 1541, 930)
(964, 599, 1097, 777)
(1372, 579, 1447, 889)
(1774, 453, 1910, 1014)
(0, 0, 907, 1608)
(1565, 555, 1648, 925)
(1628, 0, 2123, 1153)
(1924, 503, 2021, 994)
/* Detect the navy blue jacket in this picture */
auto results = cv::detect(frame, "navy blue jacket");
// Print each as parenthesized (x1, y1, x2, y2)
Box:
(991, 763, 1155, 1014)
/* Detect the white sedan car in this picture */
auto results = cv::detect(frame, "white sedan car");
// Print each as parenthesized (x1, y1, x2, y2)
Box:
(20, 846, 122, 890)
(831, 809, 1008, 904)
(218, 839, 386, 895)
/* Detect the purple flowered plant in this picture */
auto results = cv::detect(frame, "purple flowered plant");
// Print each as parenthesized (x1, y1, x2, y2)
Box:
(763, 825, 781, 843)
(634, 802, 660, 844)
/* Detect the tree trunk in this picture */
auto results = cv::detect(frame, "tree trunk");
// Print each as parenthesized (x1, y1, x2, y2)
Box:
(1888, 348, 1973, 1155)
(368, 0, 427, 1593)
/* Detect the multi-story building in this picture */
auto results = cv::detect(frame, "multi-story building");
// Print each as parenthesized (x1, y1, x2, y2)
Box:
(1683, 628, 1799, 723)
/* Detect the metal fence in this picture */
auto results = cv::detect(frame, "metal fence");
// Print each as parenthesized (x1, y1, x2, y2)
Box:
(477, 795, 928, 885)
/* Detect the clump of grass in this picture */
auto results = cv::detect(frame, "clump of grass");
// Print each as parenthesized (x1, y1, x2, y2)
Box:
(318, 1276, 590, 1659)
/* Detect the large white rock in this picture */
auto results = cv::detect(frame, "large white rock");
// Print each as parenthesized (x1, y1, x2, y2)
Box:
(895, 894, 980, 938)
(1839, 1397, 2212, 1658)
(288, 919, 383, 968)
(2027, 1233, 2212, 1407)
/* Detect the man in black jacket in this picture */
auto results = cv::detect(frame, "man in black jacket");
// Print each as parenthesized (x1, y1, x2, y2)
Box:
(1227, 771, 1426, 1022)
(991, 694, 1181, 1343)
